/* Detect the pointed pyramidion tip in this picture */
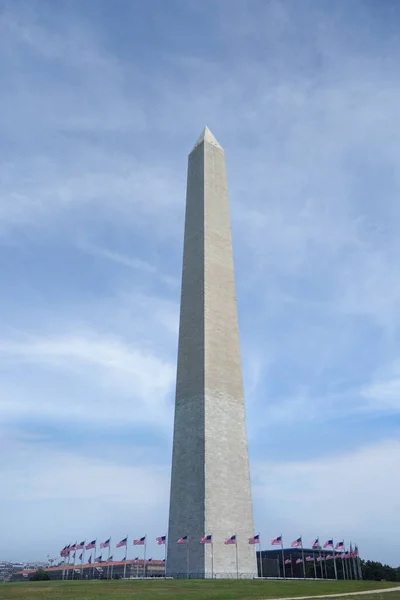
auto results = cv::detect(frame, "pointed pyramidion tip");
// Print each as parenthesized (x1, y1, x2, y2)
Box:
(191, 126, 223, 152)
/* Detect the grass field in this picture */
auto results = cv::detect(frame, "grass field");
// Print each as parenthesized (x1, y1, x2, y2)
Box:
(0, 579, 398, 600)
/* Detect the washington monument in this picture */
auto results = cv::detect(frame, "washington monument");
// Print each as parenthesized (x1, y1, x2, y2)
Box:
(166, 127, 256, 578)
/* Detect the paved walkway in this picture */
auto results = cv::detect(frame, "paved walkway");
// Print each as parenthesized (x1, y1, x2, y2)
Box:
(265, 586, 400, 600)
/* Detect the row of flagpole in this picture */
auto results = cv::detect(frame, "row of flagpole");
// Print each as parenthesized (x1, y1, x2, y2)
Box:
(56, 533, 362, 580)
(271, 535, 362, 580)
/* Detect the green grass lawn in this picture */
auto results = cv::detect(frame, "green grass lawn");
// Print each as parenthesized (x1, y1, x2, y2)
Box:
(0, 579, 398, 600)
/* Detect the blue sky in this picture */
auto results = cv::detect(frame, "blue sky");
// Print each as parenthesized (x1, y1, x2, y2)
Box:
(1, 0, 400, 565)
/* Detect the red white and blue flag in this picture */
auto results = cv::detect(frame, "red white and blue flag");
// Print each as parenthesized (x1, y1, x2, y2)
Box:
(200, 535, 212, 544)
(296, 558, 302, 564)
(335, 541, 344, 550)
(291, 537, 302, 548)
(69, 543, 77, 551)
(117, 537, 128, 548)
(156, 536, 166, 545)
(312, 538, 319, 548)
(224, 535, 236, 545)
(317, 556, 324, 562)
(100, 538, 110, 549)
(86, 540, 96, 550)
(88, 556, 92, 564)
(78, 553, 83, 561)
(326, 554, 334, 560)
(323, 539, 333, 549)
(133, 537, 146, 546)
(271, 536, 282, 546)
(177, 536, 188, 544)
(248, 534, 260, 545)
(285, 559, 291, 564)
(95, 555, 102, 562)
(306, 556, 314, 562)
(76, 541, 85, 550)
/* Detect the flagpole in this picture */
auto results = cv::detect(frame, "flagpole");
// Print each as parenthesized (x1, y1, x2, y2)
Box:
(65, 550, 70, 580)
(235, 533, 239, 580)
(290, 554, 293, 578)
(259, 535, 263, 579)
(143, 534, 147, 579)
(341, 541, 346, 580)
(211, 534, 214, 579)
(332, 540, 338, 580)
(281, 535, 285, 579)
(318, 542, 323, 579)
(186, 535, 190, 579)
(123, 536, 128, 579)
(301, 537, 305, 579)
(313, 554, 317, 579)
(107, 538, 111, 579)
(81, 547, 85, 580)
(356, 544, 362, 580)
(346, 549, 351, 580)
(92, 544, 96, 579)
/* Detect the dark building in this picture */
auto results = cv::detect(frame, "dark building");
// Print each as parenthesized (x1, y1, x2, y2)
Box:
(257, 548, 346, 579)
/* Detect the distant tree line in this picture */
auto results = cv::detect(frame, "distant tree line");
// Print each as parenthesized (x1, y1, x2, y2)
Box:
(304, 559, 400, 582)
(361, 560, 400, 582)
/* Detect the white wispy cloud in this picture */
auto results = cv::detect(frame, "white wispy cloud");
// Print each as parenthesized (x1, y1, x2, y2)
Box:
(252, 438, 400, 562)
(0, 332, 175, 426)
(0, 429, 169, 561)
(79, 242, 180, 287)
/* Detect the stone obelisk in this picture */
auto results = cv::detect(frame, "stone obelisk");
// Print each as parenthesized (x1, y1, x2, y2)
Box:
(166, 127, 256, 578)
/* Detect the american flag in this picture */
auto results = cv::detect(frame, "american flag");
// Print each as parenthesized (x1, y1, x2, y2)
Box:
(121, 556, 126, 562)
(177, 536, 188, 544)
(335, 541, 344, 550)
(60, 546, 68, 557)
(353, 545, 359, 557)
(156, 536, 166, 545)
(248, 534, 260, 545)
(284, 559, 291, 564)
(100, 538, 110, 549)
(78, 553, 83, 561)
(133, 537, 146, 546)
(108, 556, 113, 562)
(148, 558, 153, 562)
(88, 556, 92, 564)
(69, 543, 77, 551)
(317, 556, 324, 562)
(271, 536, 282, 546)
(224, 535, 236, 545)
(95, 555, 102, 562)
(117, 537, 128, 548)
(312, 538, 319, 548)
(326, 554, 333, 560)
(296, 558, 302, 564)
(306, 556, 314, 562)
(76, 541, 85, 550)
(86, 540, 96, 550)
(291, 537, 302, 548)
(200, 535, 212, 544)
(323, 539, 333, 549)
